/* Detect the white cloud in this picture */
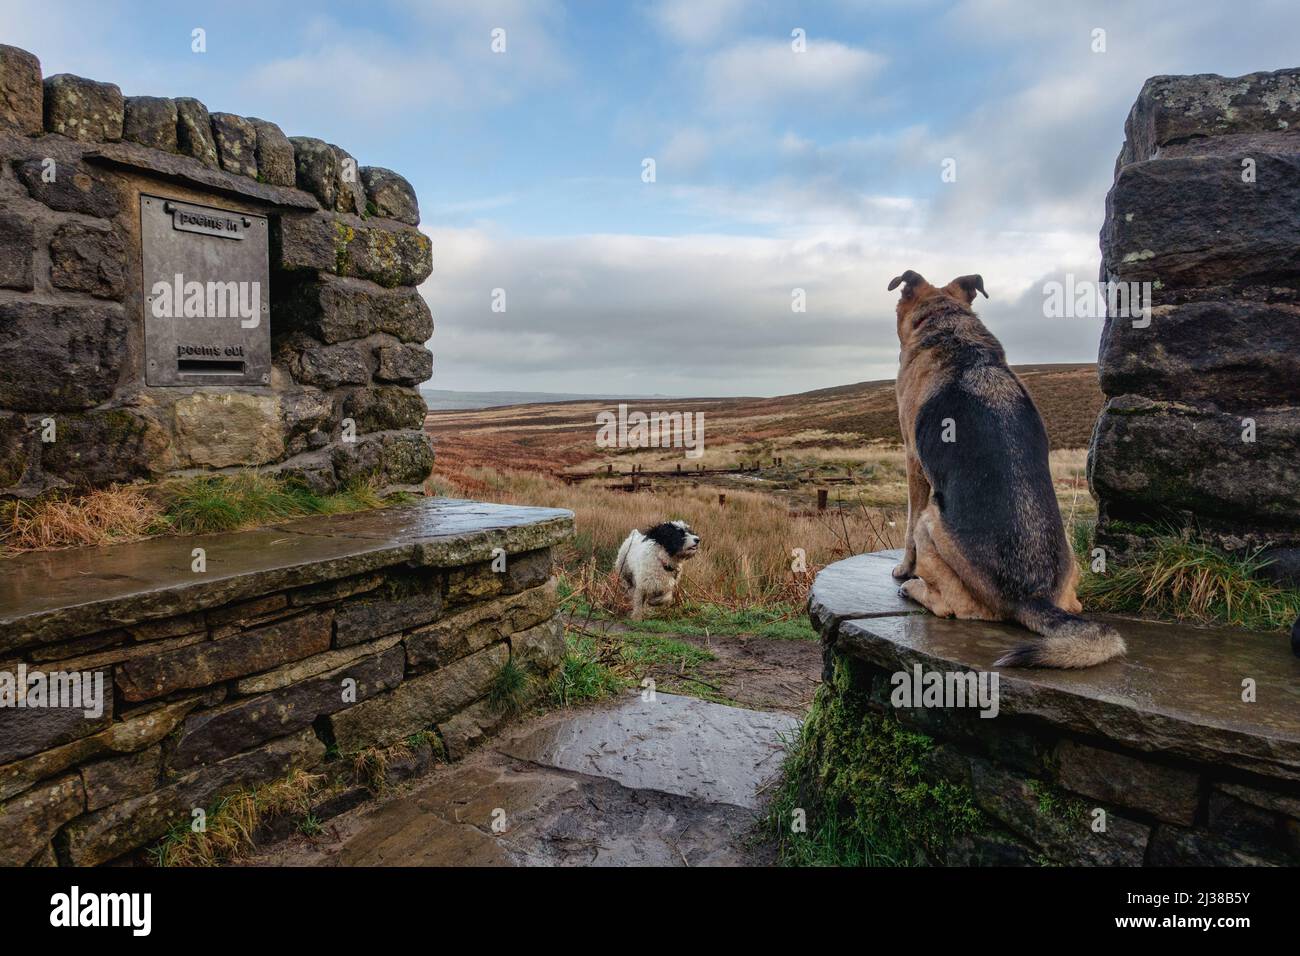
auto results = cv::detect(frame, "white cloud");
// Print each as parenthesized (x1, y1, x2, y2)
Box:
(419, 214, 1103, 395)
(703, 38, 887, 113)
(650, 0, 749, 45)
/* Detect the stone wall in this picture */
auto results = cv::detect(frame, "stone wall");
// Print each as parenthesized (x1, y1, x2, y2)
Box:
(0, 498, 573, 866)
(1090, 68, 1300, 574)
(0, 44, 434, 497)
(806, 552, 1300, 866)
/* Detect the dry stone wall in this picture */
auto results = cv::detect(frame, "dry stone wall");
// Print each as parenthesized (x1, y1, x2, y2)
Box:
(0, 499, 573, 867)
(0, 44, 435, 497)
(1090, 68, 1300, 576)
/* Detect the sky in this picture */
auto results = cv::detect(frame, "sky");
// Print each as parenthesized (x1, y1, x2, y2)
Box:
(5, 0, 1300, 396)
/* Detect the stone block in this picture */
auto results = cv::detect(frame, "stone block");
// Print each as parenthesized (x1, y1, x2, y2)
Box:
(275, 210, 433, 287)
(329, 642, 508, 752)
(172, 392, 284, 468)
(82, 746, 160, 811)
(116, 610, 333, 702)
(49, 221, 126, 299)
(122, 95, 177, 152)
(360, 166, 420, 224)
(288, 573, 383, 608)
(233, 633, 402, 695)
(174, 97, 218, 167)
(1101, 153, 1300, 290)
(289, 136, 339, 208)
(1118, 68, 1300, 170)
(0, 666, 114, 764)
(1055, 739, 1200, 825)
(1099, 301, 1300, 406)
(969, 758, 1150, 866)
(1089, 396, 1300, 527)
(511, 618, 565, 676)
(15, 158, 122, 218)
(331, 143, 366, 215)
(206, 594, 290, 632)
(334, 570, 442, 647)
(437, 700, 504, 761)
(60, 727, 324, 866)
(375, 343, 433, 385)
(0, 698, 196, 802)
(248, 117, 295, 187)
(288, 339, 371, 388)
(276, 272, 433, 344)
(407, 581, 556, 670)
(0, 772, 83, 866)
(127, 613, 205, 643)
(42, 73, 122, 142)
(379, 432, 435, 485)
(342, 385, 428, 434)
(37, 407, 166, 487)
(210, 111, 257, 178)
(0, 45, 42, 135)
(278, 388, 335, 457)
(0, 212, 34, 291)
(167, 644, 405, 769)
(445, 549, 553, 607)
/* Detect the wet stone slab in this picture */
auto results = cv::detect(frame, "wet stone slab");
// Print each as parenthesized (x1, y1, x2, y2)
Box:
(250, 694, 797, 867)
(817, 551, 1300, 783)
(500, 692, 799, 809)
(0, 498, 573, 653)
(808, 548, 915, 634)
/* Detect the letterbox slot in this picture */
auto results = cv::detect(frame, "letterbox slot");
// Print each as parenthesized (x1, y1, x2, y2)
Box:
(177, 359, 246, 375)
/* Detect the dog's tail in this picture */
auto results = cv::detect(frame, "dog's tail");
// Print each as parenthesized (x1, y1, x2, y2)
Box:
(995, 598, 1125, 669)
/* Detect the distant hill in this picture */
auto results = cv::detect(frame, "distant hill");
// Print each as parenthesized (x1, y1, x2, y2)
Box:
(422, 389, 674, 410)
(425, 363, 1105, 475)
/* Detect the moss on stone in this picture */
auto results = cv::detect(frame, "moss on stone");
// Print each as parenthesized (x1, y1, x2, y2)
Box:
(766, 654, 984, 866)
(1027, 778, 1089, 824)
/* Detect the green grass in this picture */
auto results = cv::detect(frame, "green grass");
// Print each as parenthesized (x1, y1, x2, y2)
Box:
(556, 573, 816, 640)
(625, 602, 818, 641)
(547, 632, 626, 707)
(1078, 531, 1300, 633)
(154, 472, 394, 536)
(766, 655, 982, 866)
(617, 631, 732, 703)
(487, 658, 532, 717)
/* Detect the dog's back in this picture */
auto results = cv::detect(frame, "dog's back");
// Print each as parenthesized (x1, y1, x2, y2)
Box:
(893, 270, 1123, 668)
(614, 529, 642, 588)
(915, 359, 1070, 609)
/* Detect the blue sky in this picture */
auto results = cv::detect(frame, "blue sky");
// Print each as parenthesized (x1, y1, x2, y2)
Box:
(6, 0, 1300, 395)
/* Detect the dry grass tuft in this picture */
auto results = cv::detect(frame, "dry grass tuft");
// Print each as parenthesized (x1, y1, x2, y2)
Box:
(151, 769, 324, 867)
(445, 465, 904, 610)
(0, 485, 161, 552)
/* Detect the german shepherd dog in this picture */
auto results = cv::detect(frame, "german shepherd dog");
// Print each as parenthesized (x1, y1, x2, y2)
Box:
(888, 270, 1124, 668)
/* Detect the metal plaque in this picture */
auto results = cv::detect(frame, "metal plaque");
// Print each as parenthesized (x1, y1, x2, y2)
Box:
(141, 195, 271, 386)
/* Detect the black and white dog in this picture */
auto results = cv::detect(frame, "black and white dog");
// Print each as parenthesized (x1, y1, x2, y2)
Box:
(614, 520, 701, 619)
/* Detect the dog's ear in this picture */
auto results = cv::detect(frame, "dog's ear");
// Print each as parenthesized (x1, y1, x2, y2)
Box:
(948, 274, 987, 305)
(888, 269, 928, 299)
(644, 521, 687, 556)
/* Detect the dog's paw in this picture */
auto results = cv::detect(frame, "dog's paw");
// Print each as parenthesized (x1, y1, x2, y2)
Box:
(891, 562, 915, 580)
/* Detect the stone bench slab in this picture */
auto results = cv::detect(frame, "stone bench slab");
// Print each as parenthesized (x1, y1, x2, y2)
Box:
(813, 550, 1300, 784)
(0, 498, 573, 653)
